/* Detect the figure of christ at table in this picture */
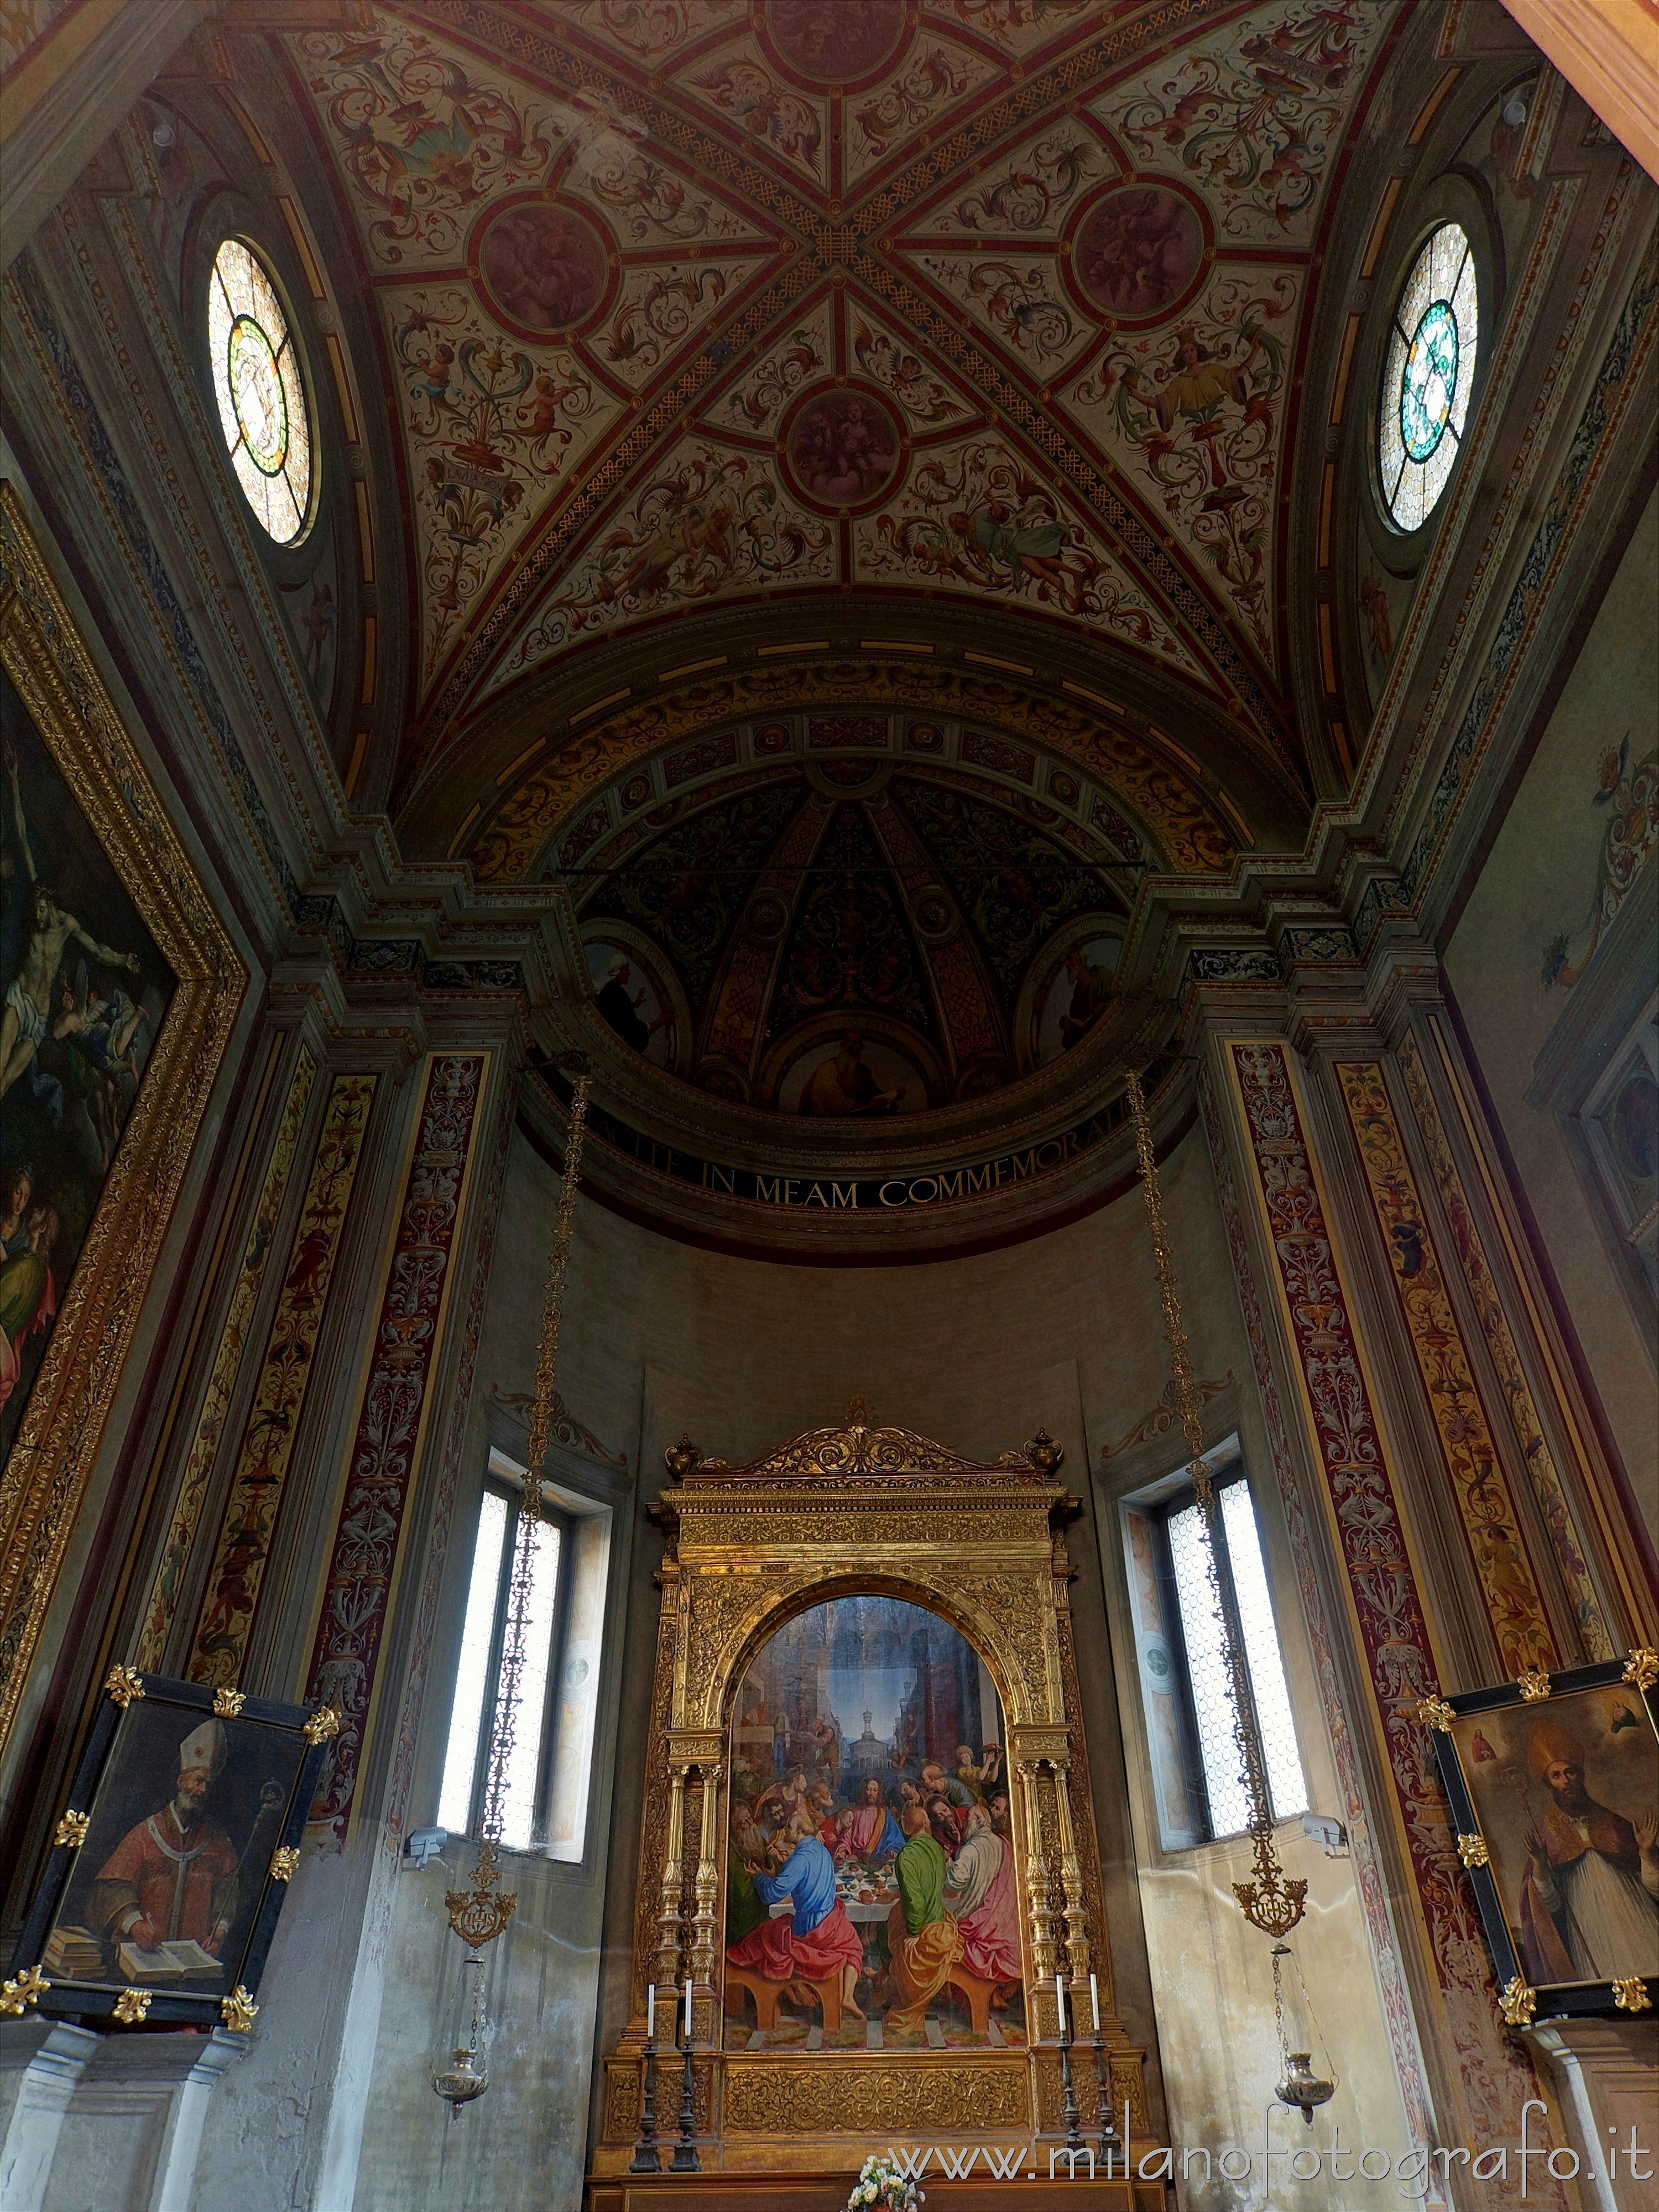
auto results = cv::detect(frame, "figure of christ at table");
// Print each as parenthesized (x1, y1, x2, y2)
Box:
(944, 1802, 1022, 1985)
(884, 1802, 963, 2034)
(724, 1812, 867, 2020)
(833, 1775, 905, 1864)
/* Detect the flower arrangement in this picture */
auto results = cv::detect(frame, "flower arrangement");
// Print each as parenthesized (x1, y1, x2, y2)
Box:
(846, 2154, 924, 2210)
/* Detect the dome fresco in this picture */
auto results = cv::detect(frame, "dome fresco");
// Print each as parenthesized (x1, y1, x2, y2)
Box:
(566, 759, 1129, 1113)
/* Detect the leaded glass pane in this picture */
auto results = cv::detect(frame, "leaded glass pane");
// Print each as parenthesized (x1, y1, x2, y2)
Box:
(1220, 1483, 1307, 1820)
(1166, 1499, 1250, 1837)
(1167, 1482, 1308, 1838)
(1379, 222, 1477, 530)
(207, 237, 312, 545)
(437, 1490, 509, 1834)
(499, 1517, 562, 1850)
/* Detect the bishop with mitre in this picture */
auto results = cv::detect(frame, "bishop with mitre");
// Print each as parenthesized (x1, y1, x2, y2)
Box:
(88, 1717, 241, 1971)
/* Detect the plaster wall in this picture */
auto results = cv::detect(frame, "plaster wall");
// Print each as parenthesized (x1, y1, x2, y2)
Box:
(350, 1115, 1410, 2211)
(1444, 491, 1659, 1510)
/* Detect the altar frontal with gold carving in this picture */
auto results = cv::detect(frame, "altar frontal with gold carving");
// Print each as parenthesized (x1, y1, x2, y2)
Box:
(595, 1414, 1155, 2197)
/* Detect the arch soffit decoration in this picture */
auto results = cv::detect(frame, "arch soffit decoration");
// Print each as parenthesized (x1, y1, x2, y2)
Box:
(457, 657, 1251, 885)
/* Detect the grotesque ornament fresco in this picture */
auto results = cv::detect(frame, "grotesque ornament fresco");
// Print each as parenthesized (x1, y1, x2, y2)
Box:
(290, 0, 1401, 781)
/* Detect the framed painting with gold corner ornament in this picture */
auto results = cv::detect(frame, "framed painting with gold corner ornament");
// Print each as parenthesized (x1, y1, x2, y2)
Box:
(0, 485, 245, 1750)
(5, 1667, 333, 2030)
(1430, 1655, 1659, 2025)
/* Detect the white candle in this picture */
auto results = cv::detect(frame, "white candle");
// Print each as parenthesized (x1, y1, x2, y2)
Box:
(1055, 1971, 1066, 2038)
(684, 1978, 693, 2039)
(646, 1983, 655, 2040)
(1090, 1971, 1100, 2032)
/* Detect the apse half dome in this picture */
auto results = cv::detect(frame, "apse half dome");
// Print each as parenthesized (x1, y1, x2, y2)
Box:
(570, 760, 1129, 1115)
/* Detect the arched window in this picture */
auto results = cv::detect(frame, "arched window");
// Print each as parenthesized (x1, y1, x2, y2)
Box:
(207, 237, 312, 545)
(1378, 221, 1477, 531)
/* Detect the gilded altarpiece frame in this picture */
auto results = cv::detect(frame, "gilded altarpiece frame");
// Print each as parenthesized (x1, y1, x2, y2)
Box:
(0, 488, 244, 1745)
(597, 1417, 1152, 2179)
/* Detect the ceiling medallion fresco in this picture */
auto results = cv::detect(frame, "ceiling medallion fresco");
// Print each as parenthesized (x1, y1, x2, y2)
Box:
(286, 0, 1402, 831)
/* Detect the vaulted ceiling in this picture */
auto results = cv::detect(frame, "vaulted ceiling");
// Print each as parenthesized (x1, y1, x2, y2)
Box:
(275, 0, 1404, 857)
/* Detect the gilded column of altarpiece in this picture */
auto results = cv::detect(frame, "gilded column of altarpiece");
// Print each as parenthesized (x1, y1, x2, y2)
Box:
(596, 1415, 1152, 2179)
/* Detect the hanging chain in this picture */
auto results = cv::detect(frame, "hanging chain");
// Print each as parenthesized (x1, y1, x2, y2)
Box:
(445, 1064, 591, 1954)
(1124, 1068, 1305, 1939)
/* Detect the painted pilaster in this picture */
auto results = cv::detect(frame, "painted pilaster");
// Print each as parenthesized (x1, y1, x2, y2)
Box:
(1213, 1032, 1577, 2201)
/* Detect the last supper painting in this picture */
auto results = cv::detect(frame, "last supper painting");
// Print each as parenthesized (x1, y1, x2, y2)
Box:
(724, 1594, 1026, 2052)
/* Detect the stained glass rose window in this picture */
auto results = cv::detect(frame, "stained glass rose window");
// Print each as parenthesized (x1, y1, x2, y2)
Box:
(208, 238, 312, 545)
(1379, 222, 1477, 530)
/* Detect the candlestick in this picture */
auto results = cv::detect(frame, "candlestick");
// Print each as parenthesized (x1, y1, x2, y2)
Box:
(671, 1976, 700, 2172)
(630, 1985, 661, 2172)
(1056, 1971, 1083, 2158)
(1089, 1971, 1099, 2033)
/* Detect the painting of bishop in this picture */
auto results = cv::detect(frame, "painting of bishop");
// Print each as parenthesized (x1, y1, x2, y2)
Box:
(39, 1695, 310, 1992)
(0, 674, 174, 1460)
(723, 1593, 1025, 2051)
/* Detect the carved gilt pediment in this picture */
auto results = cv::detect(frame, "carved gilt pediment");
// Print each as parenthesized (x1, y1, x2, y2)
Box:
(672, 1413, 1064, 1485)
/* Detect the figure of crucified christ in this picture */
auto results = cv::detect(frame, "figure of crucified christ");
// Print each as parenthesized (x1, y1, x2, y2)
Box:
(2, 743, 139, 1105)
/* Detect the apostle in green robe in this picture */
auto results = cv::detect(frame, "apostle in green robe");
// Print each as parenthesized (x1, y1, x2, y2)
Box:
(883, 1803, 962, 2034)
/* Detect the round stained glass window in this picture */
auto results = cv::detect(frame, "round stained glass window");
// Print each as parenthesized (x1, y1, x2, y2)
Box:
(1378, 221, 1477, 531)
(208, 238, 312, 544)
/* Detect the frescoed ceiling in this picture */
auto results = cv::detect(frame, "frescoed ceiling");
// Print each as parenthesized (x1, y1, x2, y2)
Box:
(276, 0, 1404, 853)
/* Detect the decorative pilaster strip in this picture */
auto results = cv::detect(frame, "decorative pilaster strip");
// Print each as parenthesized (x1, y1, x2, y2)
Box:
(1225, 1041, 1557, 2161)
(137, 1048, 317, 1670)
(185, 1073, 379, 1689)
(1396, 1033, 1614, 1663)
(1196, 1067, 1435, 2148)
(304, 1053, 489, 1840)
(1334, 1060, 1559, 1677)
